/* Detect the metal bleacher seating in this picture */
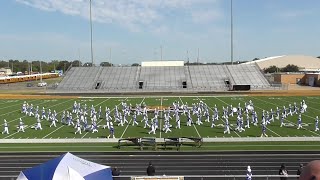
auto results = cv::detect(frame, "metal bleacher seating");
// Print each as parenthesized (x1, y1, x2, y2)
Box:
(99, 66, 138, 91)
(56, 67, 76, 89)
(57, 67, 100, 90)
(56, 63, 271, 92)
(139, 66, 186, 90)
(188, 65, 229, 91)
(226, 64, 270, 89)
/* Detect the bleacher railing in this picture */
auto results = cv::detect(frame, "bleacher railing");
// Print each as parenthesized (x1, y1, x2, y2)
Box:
(5, 174, 300, 180)
(113, 175, 300, 180)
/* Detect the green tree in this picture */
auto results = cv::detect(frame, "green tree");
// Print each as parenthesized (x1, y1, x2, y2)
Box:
(264, 65, 279, 73)
(72, 60, 82, 67)
(100, 62, 112, 67)
(281, 64, 300, 72)
(83, 62, 93, 67)
(0, 61, 9, 68)
(56, 61, 72, 72)
(185, 62, 204, 65)
(131, 63, 140, 66)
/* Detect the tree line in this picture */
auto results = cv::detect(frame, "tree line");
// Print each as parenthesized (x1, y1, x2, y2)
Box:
(264, 64, 300, 73)
(0, 60, 135, 73)
(0, 60, 80, 73)
(0, 59, 303, 74)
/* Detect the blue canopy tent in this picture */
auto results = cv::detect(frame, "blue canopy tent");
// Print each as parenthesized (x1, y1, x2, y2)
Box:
(17, 152, 113, 180)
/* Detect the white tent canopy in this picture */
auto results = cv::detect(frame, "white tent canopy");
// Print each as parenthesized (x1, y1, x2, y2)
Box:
(17, 152, 113, 180)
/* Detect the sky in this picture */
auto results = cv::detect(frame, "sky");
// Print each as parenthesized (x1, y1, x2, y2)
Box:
(0, 0, 319, 65)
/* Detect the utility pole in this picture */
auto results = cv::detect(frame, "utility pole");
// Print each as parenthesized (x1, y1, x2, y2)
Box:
(40, 61, 42, 82)
(197, 48, 200, 64)
(89, 0, 94, 66)
(109, 47, 112, 66)
(231, 0, 234, 65)
(78, 48, 81, 67)
(187, 50, 189, 63)
(30, 62, 32, 74)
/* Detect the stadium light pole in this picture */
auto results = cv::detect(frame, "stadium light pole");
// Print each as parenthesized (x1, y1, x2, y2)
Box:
(230, 0, 234, 65)
(78, 48, 81, 67)
(40, 61, 42, 82)
(187, 50, 189, 63)
(109, 47, 112, 66)
(89, 0, 94, 66)
(197, 48, 200, 64)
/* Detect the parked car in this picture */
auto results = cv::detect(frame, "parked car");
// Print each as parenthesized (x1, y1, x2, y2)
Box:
(37, 82, 47, 87)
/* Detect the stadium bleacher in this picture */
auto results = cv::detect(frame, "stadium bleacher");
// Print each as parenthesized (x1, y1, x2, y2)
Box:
(139, 66, 186, 90)
(98, 66, 139, 91)
(56, 64, 273, 93)
(188, 65, 230, 91)
(227, 64, 270, 90)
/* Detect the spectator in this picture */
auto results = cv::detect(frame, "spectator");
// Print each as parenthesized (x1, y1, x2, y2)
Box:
(246, 166, 252, 180)
(299, 160, 320, 180)
(279, 163, 288, 180)
(297, 164, 303, 179)
(112, 167, 120, 176)
(147, 161, 155, 176)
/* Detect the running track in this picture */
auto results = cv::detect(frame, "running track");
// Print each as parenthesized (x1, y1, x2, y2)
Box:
(0, 151, 318, 180)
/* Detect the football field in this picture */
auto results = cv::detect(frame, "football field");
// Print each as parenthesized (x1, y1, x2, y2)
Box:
(0, 95, 319, 140)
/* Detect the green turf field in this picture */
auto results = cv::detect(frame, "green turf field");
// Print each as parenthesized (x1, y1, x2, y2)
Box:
(0, 95, 319, 140)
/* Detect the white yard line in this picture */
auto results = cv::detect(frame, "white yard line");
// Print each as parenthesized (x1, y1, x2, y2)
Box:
(236, 98, 282, 137)
(276, 98, 320, 136)
(4, 123, 37, 139)
(79, 95, 248, 99)
(2, 99, 74, 126)
(3, 99, 75, 139)
(80, 98, 114, 139)
(289, 97, 320, 112)
(120, 97, 145, 139)
(160, 96, 163, 138)
(0, 99, 38, 110)
(206, 97, 242, 138)
(42, 125, 65, 139)
(0, 100, 50, 118)
(294, 97, 320, 105)
(251, 97, 320, 136)
(179, 97, 201, 138)
(0, 100, 20, 106)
